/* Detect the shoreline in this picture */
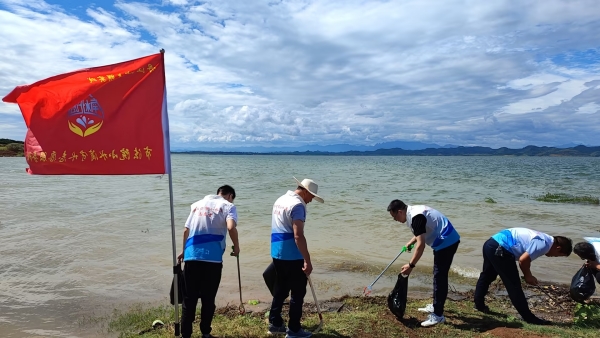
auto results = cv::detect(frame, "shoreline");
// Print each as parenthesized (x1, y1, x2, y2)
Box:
(0, 150, 23, 157)
(104, 279, 599, 338)
(0, 247, 595, 338)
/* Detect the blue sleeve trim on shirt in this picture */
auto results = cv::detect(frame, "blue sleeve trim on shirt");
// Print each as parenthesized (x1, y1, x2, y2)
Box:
(290, 204, 306, 222)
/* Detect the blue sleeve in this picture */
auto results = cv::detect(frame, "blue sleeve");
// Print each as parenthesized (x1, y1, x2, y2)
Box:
(290, 204, 306, 222)
(526, 237, 551, 261)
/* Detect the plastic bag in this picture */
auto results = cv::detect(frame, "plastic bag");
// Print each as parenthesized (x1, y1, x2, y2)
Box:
(570, 264, 596, 303)
(170, 263, 185, 305)
(387, 274, 409, 320)
(263, 262, 277, 297)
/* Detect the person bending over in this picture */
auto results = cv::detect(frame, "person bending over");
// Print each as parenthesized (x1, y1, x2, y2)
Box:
(388, 199, 460, 327)
(474, 227, 572, 325)
(573, 239, 600, 284)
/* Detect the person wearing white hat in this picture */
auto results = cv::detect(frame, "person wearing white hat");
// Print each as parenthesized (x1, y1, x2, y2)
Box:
(267, 177, 324, 338)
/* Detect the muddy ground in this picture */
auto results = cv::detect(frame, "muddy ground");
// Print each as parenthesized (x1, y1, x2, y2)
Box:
(211, 280, 599, 337)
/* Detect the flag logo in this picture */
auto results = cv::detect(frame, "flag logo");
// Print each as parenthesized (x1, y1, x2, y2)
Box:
(67, 95, 105, 137)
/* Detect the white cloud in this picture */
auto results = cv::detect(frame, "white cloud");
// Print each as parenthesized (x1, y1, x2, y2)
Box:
(499, 78, 587, 115)
(1, 0, 600, 148)
(577, 102, 600, 115)
(165, 0, 190, 6)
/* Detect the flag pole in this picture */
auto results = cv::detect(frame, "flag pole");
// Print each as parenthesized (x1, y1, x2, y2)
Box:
(160, 48, 180, 337)
(167, 152, 180, 337)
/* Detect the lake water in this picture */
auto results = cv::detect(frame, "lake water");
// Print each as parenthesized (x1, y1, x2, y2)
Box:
(1, 155, 599, 337)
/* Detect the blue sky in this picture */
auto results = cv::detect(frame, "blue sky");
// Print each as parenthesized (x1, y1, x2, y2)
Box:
(1, 0, 599, 150)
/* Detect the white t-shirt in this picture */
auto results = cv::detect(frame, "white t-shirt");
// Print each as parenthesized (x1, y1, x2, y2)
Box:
(183, 195, 238, 263)
(492, 228, 554, 261)
(405, 205, 460, 251)
(271, 190, 306, 260)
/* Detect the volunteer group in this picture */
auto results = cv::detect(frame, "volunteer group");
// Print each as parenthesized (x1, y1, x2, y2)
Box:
(176, 178, 600, 338)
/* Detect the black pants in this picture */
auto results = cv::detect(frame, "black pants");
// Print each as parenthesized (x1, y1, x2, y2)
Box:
(474, 238, 536, 321)
(181, 260, 223, 337)
(269, 258, 307, 332)
(432, 240, 460, 316)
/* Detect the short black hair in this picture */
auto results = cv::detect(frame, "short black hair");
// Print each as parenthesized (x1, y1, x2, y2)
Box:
(217, 185, 236, 200)
(574, 242, 597, 261)
(387, 199, 407, 213)
(554, 236, 573, 256)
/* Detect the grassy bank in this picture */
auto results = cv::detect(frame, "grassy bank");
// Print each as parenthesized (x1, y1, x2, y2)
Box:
(107, 282, 600, 338)
(0, 139, 24, 157)
(0, 144, 20, 157)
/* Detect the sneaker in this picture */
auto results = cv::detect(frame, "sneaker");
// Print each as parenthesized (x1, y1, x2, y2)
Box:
(268, 324, 287, 335)
(421, 313, 445, 327)
(285, 328, 312, 338)
(418, 303, 434, 313)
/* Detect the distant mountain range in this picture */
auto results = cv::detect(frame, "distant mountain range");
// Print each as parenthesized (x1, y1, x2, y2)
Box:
(176, 145, 600, 157)
(172, 140, 598, 153)
(172, 140, 456, 153)
(2, 137, 598, 157)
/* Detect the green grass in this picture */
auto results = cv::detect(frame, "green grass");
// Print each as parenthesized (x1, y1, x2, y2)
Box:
(104, 294, 600, 338)
(533, 193, 599, 205)
(0, 144, 24, 157)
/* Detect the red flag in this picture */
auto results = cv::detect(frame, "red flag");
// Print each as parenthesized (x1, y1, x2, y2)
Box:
(2, 53, 170, 175)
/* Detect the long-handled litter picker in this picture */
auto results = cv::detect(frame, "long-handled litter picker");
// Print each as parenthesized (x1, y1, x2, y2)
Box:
(308, 275, 323, 333)
(521, 276, 567, 312)
(536, 285, 567, 311)
(363, 244, 413, 296)
(231, 246, 245, 314)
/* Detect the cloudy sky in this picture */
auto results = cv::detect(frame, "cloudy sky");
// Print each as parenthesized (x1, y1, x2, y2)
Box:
(1, 0, 599, 150)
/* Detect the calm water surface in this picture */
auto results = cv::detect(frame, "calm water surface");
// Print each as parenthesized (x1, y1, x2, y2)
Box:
(1, 155, 599, 337)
